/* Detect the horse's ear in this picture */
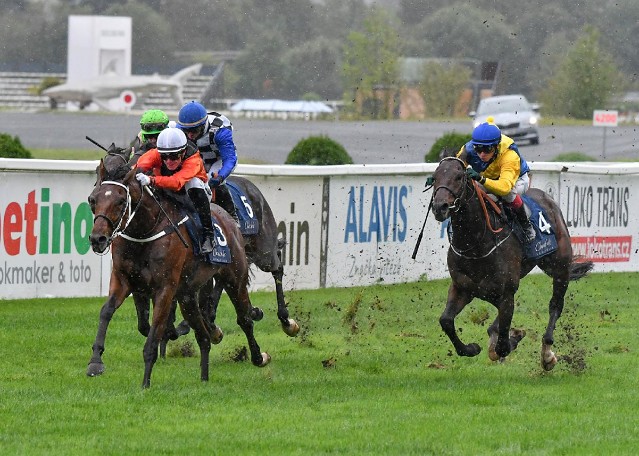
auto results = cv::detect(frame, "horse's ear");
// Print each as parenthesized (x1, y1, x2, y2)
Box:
(124, 166, 138, 181)
(458, 147, 468, 164)
(96, 159, 106, 183)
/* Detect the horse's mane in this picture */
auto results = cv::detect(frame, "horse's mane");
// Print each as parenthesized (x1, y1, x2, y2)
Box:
(105, 164, 131, 181)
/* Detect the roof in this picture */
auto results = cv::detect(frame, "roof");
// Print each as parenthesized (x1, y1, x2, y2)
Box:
(230, 99, 333, 113)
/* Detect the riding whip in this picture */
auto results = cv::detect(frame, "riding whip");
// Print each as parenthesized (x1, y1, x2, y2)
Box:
(143, 185, 189, 248)
(411, 180, 435, 259)
(85, 136, 108, 152)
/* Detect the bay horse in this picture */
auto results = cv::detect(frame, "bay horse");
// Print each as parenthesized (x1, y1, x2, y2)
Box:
(429, 157, 593, 370)
(87, 161, 270, 388)
(100, 147, 299, 343)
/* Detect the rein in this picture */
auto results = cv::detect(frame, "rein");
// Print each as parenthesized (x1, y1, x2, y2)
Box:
(93, 180, 187, 249)
(435, 157, 512, 259)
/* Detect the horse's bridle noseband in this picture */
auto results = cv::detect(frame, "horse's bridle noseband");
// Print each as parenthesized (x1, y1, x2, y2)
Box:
(432, 157, 470, 213)
(92, 180, 142, 249)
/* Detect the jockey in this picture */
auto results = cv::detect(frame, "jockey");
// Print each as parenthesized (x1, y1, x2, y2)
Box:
(457, 117, 536, 243)
(135, 127, 217, 254)
(176, 101, 240, 226)
(129, 109, 170, 166)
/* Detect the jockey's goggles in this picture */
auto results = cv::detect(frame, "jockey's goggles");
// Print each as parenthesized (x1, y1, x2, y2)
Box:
(160, 152, 183, 161)
(141, 122, 168, 133)
(181, 125, 205, 137)
(473, 144, 497, 154)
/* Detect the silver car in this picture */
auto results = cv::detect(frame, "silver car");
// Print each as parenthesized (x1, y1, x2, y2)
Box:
(469, 94, 540, 145)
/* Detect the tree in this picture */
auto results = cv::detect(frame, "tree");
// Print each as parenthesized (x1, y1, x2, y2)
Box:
(420, 61, 471, 117)
(539, 27, 624, 119)
(281, 38, 343, 100)
(232, 30, 287, 98)
(342, 9, 401, 119)
(104, 2, 176, 71)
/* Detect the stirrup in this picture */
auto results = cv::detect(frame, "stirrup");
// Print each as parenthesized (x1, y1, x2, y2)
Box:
(201, 235, 216, 254)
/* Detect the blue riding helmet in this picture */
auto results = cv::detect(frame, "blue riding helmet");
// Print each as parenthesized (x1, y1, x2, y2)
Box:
(471, 120, 501, 146)
(177, 101, 208, 129)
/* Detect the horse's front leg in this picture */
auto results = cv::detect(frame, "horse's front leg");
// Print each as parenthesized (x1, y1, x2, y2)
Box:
(133, 291, 151, 337)
(541, 275, 569, 371)
(142, 289, 174, 388)
(439, 285, 480, 357)
(179, 292, 211, 382)
(198, 278, 224, 344)
(87, 280, 130, 377)
(493, 294, 516, 359)
(487, 316, 526, 362)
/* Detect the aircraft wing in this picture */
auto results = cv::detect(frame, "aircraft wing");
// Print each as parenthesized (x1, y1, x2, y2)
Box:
(42, 63, 203, 111)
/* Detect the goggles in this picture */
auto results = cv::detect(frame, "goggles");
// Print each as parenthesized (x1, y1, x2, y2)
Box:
(160, 152, 183, 161)
(182, 125, 205, 137)
(473, 144, 497, 154)
(141, 122, 167, 133)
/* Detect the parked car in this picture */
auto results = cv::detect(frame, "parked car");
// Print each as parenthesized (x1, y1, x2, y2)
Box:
(469, 94, 540, 145)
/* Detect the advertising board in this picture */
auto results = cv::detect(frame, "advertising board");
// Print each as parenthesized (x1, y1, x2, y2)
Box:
(2, 159, 639, 299)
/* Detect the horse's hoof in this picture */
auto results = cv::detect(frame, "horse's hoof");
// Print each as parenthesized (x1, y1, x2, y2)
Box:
(462, 343, 481, 357)
(250, 307, 264, 321)
(175, 320, 191, 336)
(282, 318, 300, 337)
(87, 362, 105, 377)
(488, 349, 500, 362)
(258, 352, 271, 367)
(542, 350, 557, 371)
(211, 325, 224, 345)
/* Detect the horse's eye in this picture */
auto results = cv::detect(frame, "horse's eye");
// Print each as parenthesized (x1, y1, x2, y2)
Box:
(88, 196, 96, 211)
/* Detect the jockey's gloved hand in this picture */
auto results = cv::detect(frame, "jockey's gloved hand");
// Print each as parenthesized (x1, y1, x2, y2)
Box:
(209, 174, 223, 187)
(465, 168, 482, 181)
(136, 173, 151, 186)
(425, 176, 434, 186)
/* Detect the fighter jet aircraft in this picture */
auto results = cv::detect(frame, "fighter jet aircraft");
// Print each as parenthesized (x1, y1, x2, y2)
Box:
(42, 63, 202, 111)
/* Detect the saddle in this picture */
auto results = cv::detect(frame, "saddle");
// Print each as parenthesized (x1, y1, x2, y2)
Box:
(183, 210, 232, 264)
(504, 195, 558, 260)
(225, 180, 259, 235)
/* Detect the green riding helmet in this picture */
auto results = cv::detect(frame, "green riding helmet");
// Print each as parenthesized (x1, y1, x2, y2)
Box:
(139, 109, 169, 142)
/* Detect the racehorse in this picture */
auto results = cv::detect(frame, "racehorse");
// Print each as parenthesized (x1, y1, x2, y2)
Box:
(429, 156, 593, 370)
(87, 161, 270, 388)
(100, 147, 299, 342)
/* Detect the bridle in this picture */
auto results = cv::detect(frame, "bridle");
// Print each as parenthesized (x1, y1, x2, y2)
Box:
(432, 157, 471, 213)
(92, 180, 143, 251)
(433, 157, 512, 259)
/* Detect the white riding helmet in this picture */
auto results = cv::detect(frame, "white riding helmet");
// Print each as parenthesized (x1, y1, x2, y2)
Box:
(156, 127, 187, 154)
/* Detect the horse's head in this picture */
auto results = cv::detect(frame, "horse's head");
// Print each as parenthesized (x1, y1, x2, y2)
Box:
(431, 157, 469, 222)
(88, 163, 139, 253)
(102, 143, 132, 175)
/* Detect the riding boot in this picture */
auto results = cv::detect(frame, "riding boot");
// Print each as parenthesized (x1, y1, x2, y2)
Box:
(511, 203, 536, 243)
(188, 188, 216, 254)
(214, 183, 240, 227)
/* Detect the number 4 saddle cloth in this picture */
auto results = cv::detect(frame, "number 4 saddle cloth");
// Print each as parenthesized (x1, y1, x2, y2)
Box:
(516, 194, 558, 260)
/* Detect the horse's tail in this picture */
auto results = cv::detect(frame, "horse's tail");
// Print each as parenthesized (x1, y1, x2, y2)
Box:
(569, 257, 594, 281)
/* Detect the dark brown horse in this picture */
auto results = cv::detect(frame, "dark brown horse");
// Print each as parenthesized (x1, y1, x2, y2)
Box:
(100, 148, 299, 343)
(87, 162, 270, 388)
(430, 157, 593, 370)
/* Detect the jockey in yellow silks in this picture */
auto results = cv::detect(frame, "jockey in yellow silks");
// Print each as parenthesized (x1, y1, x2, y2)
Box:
(457, 117, 536, 243)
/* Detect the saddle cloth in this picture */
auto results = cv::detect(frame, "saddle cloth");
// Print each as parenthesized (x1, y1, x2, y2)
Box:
(184, 212, 232, 264)
(226, 180, 260, 235)
(518, 194, 558, 260)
